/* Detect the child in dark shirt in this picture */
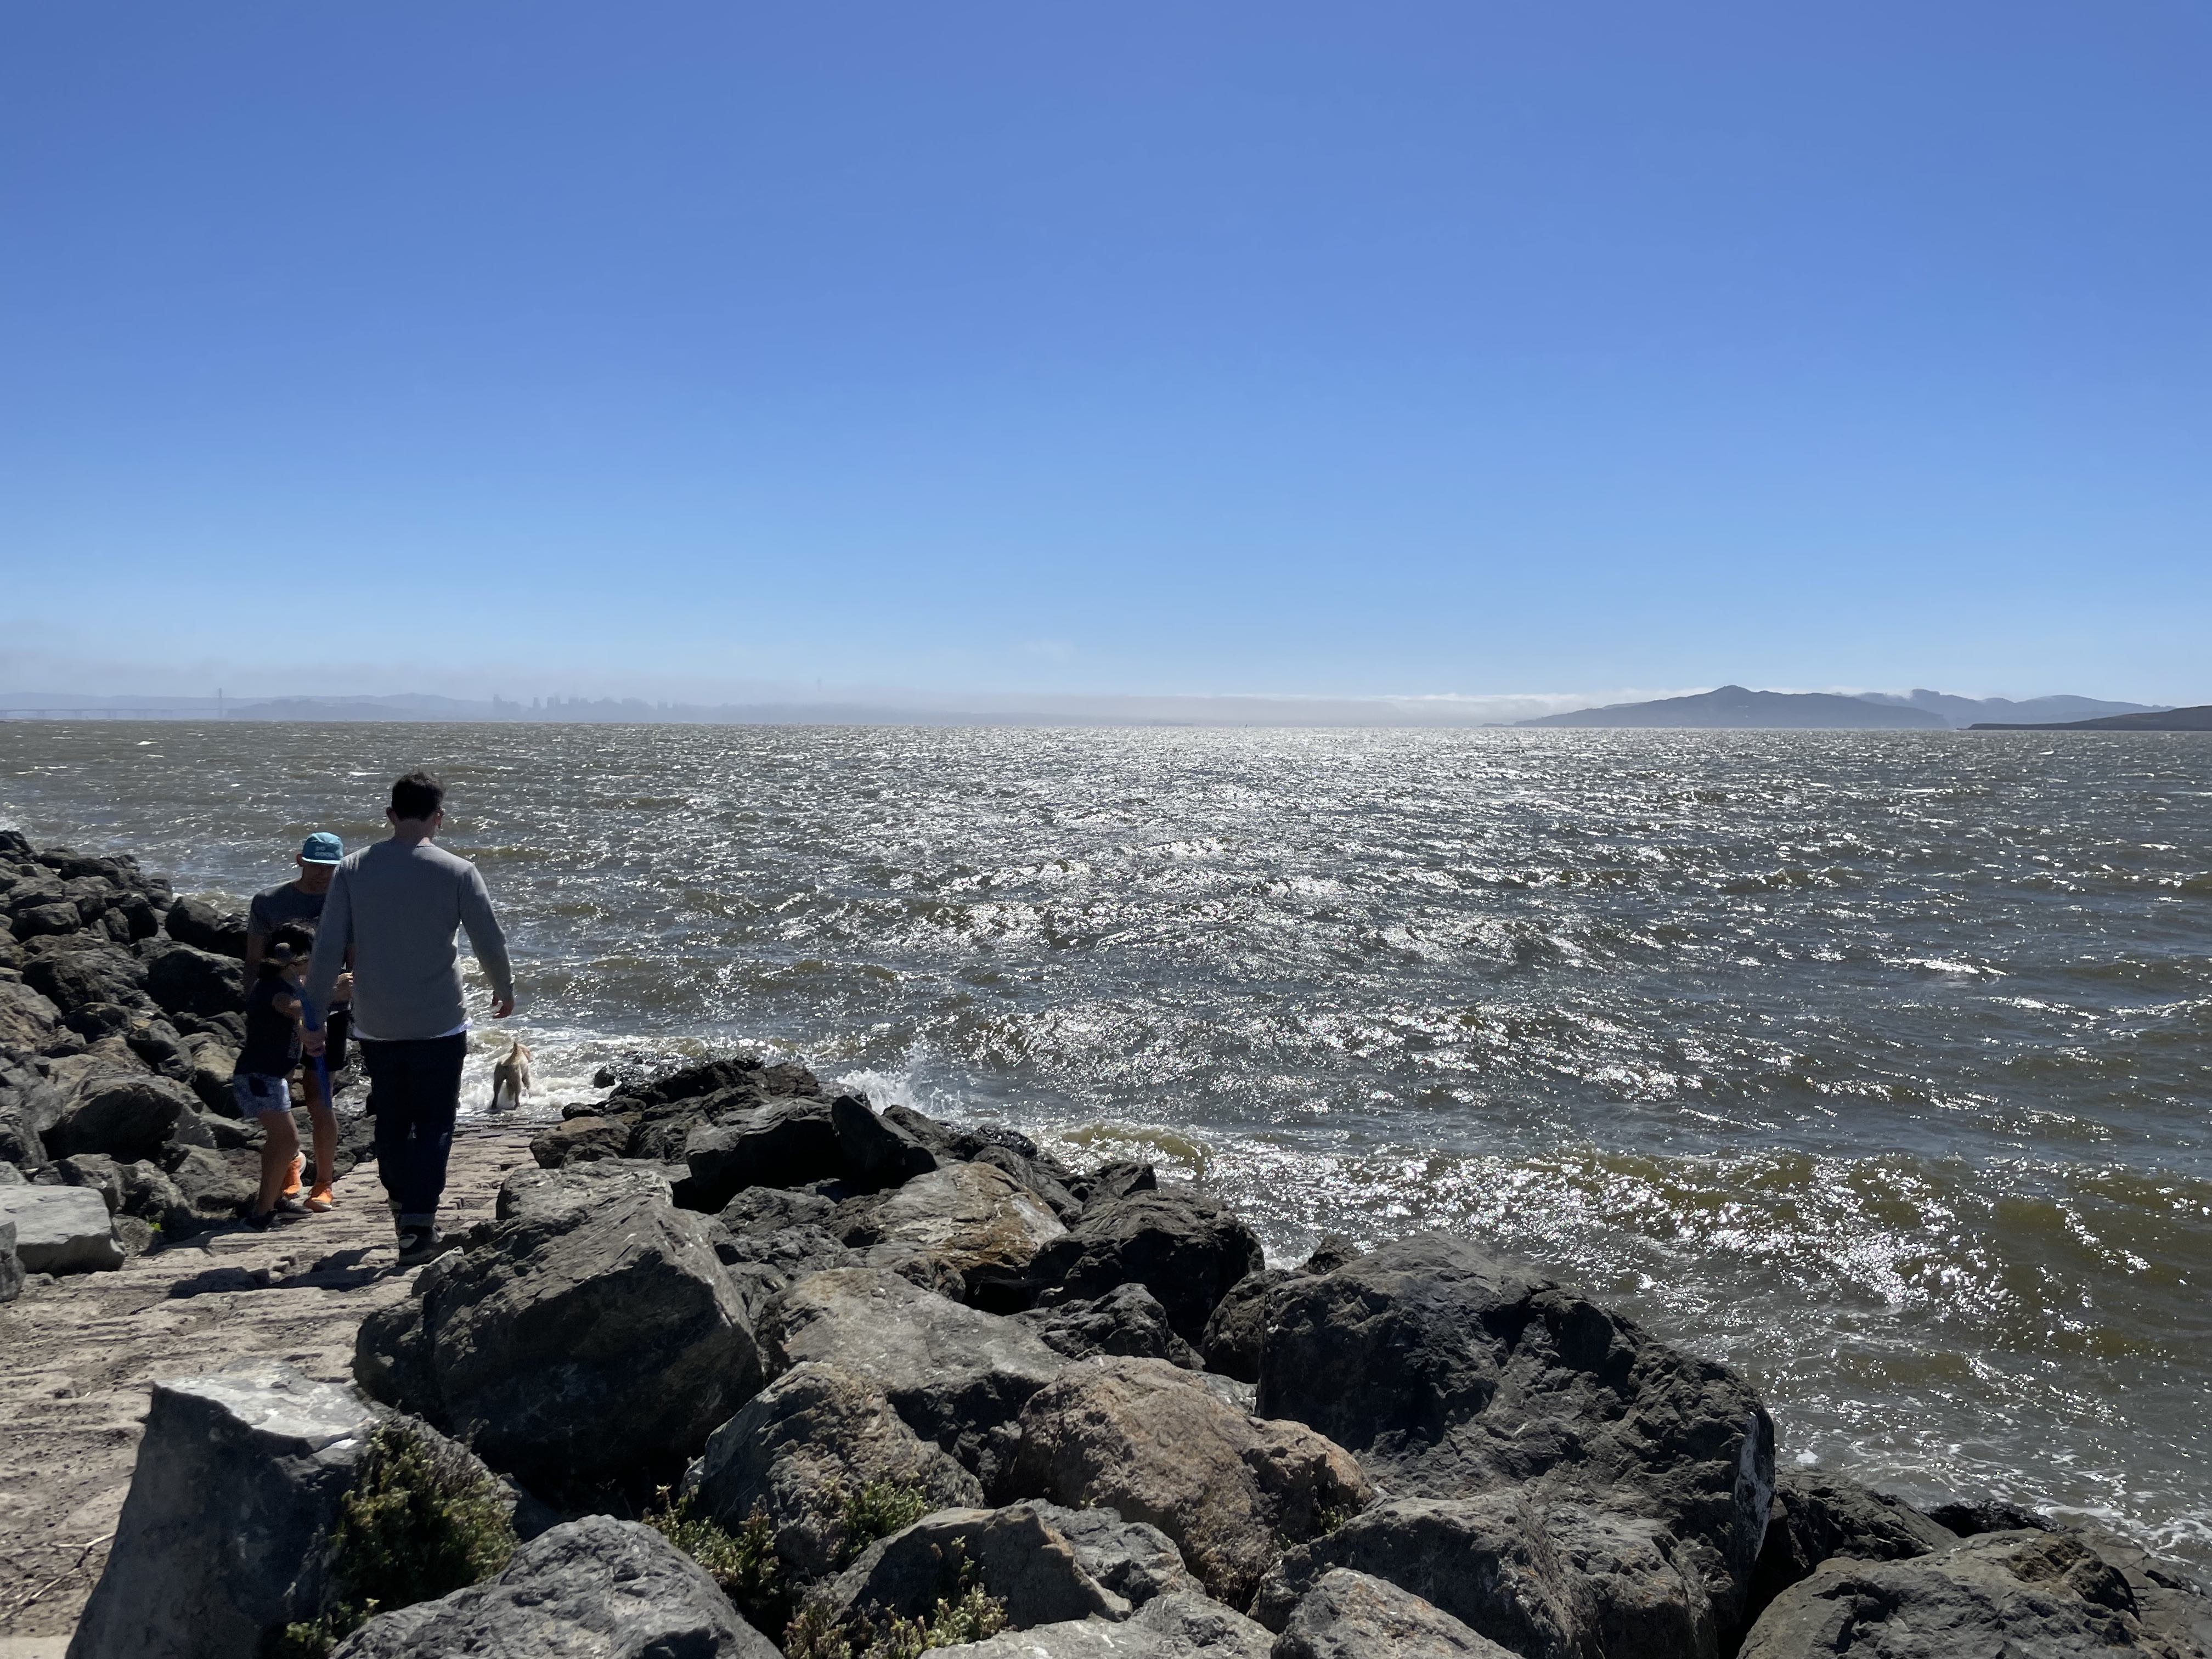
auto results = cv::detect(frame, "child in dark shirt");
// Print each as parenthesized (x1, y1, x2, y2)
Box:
(235, 930, 312, 1228)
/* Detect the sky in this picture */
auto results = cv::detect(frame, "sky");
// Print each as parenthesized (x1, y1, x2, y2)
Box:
(3, 2, 2208, 707)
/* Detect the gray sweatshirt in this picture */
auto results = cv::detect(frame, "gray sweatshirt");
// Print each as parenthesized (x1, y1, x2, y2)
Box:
(303, 838, 514, 1041)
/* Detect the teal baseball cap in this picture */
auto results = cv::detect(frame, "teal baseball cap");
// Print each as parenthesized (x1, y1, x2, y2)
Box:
(300, 832, 343, 865)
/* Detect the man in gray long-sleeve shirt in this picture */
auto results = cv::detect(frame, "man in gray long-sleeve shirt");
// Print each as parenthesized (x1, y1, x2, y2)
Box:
(304, 769, 515, 1263)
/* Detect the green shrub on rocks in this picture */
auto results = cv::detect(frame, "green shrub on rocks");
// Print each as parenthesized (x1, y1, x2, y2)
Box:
(276, 1421, 518, 1657)
(836, 1476, 932, 1563)
(645, 1488, 781, 1622)
(783, 1581, 1010, 1659)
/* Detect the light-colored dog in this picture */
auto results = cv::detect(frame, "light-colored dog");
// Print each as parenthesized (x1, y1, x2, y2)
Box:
(490, 1038, 532, 1111)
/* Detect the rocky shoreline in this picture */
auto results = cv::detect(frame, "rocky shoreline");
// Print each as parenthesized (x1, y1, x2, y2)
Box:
(2, 829, 2208, 1659)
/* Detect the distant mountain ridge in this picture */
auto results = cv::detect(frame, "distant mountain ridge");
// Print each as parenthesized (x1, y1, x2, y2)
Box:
(1859, 689, 2165, 729)
(1519, 686, 1945, 729)
(1968, 704, 2212, 732)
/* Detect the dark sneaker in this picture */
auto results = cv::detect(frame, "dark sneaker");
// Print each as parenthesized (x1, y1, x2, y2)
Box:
(245, 1206, 278, 1232)
(395, 1227, 456, 1267)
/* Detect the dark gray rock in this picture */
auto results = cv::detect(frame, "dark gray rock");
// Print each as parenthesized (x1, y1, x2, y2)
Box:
(1927, 1495, 2059, 1537)
(159, 1143, 258, 1228)
(1201, 1268, 1296, 1383)
(1024, 1186, 1265, 1345)
(329, 1514, 780, 1658)
(714, 1223, 861, 1290)
(0, 1184, 122, 1272)
(1301, 1235, 1363, 1275)
(493, 1158, 678, 1221)
(1273, 1568, 1512, 1659)
(1, 1054, 67, 1170)
(0, 975, 65, 1053)
(46, 1072, 197, 1161)
(528, 1113, 633, 1167)
(0, 1218, 21, 1302)
(681, 1094, 844, 1211)
(1030, 1503, 1202, 1609)
(837, 1159, 1068, 1304)
(1008, 1356, 1376, 1611)
(929, 1591, 1276, 1657)
(162, 896, 248, 958)
(22, 934, 151, 1015)
(833, 1091, 939, 1190)
(356, 1191, 761, 1497)
(973, 1143, 1085, 1222)
(1071, 1158, 1160, 1208)
(142, 943, 246, 1019)
(1256, 1233, 1774, 1636)
(1252, 1492, 1718, 1659)
(1023, 1282, 1204, 1368)
(66, 1363, 378, 1659)
(1748, 1470, 1957, 1616)
(1738, 1529, 2196, 1659)
(719, 1185, 838, 1235)
(823, 1503, 1130, 1629)
(763, 1267, 1068, 1493)
(11, 899, 83, 939)
(685, 1359, 984, 1583)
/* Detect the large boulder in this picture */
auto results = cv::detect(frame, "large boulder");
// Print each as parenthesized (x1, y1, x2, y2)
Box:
(820, 1504, 1131, 1630)
(1747, 1470, 1958, 1617)
(330, 1514, 780, 1658)
(163, 896, 248, 958)
(21, 934, 150, 1015)
(763, 1267, 1068, 1493)
(0, 1054, 67, 1169)
(1739, 1529, 2199, 1659)
(833, 1091, 940, 1190)
(685, 1360, 984, 1584)
(1201, 1268, 1296, 1383)
(928, 1590, 1275, 1657)
(618, 1056, 830, 1164)
(0, 1218, 22, 1302)
(1032, 1504, 1203, 1610)
(0, 975, 63, 1051)
(529, 1113, 633, 1168)
(1274, 1568, 1514, 1659)
(681, 1094, 844, 1210)
(1022, 1186, 1264, 1341)
(1022, 1283, 1204, 1368)
(355, 1191, 761, 1497)
(160, 1143, 259, 1228)
(67, 1363, 377, 1659)
(837, 1159, 1066, 1299)
(1253, 1493, 1718, 1659)
(1256, 1234, 1774, 1635)
(142, 941, 246, 1019)
(45, 1071, 197, 1161)
(0, 1184, 122, 1272)
(493, 1158, 678, 1221)
(1009, 1357, 1375, 1610)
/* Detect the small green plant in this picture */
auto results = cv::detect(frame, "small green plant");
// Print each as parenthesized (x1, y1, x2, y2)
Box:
(785, 1560, 1008, 1659)
(783, 1599, 853, 1659)
(833, 1477, 931, 1564)
(644, 1489, 781, 1621)
(274, 1421, 517, 1657)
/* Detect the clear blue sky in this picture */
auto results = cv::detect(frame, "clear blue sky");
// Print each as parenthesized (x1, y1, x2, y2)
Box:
(3, 2, 2207, 704)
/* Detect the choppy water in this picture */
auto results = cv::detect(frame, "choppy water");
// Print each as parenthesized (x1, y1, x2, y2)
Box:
(4, 721, 2209, 1567)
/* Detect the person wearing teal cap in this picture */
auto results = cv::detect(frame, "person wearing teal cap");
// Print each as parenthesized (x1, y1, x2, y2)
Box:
(246, 830, 354, 1212)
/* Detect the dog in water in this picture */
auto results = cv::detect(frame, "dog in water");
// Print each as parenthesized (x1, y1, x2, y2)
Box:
(490, 1038, 532, 1111)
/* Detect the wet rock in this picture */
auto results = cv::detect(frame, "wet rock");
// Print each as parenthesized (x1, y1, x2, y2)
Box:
(834, 1091, 940, 1190)
(1069, 1158, 1160, 1208)
(0, 1183, 122, 1272)
(162, 896, 248, 958)
(1200, 1268, 1296, 1383)
(329, 1514, 780, 1658)
(1927, 1495, 2059, 1537)
(973, 1143, 1085, 1222)
(823, 1503, 1130, 1629)
(1274, 1568, 1511, 1659)
(1009, 1356, 1375, 1611)
(687, 1359, 982, 1583)
(1301, 1235, 1363, 1275)
(619, 1057, 828, 1164)
(1252, 1493, 1718, 1659)
(1030, 1503, 1203, 1609)
(1024, 1186, 1265, 1346)
(1256, 1233, 1774, 1636)
(46, 1071, 198, 1161)
(142, 942, 246, 1020)
(1747, 1470, 1957, 1616)
(356, 1191, 761, 1497)
(838, 1159, 1066, 1303)
(1022, 1282, 1204, 1368)
(528, 1113, 631, 1167)
(1738, 1529, 2194, 1659)
(764, 1267, 1068, 1493)
(67, 1362, 377, 1659)
(681, 1094, 844, 1210)
(929, 1590, 1276, 1657)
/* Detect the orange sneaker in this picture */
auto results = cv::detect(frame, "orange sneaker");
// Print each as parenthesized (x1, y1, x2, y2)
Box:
(281, 1154, 304, 1201)
(306, 1182, 336, 1213)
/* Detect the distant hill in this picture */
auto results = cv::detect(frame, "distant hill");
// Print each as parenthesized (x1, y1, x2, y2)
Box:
(1519, 686, 1945, 730)
(1968, 704, 2212, 732)
(1860, 690, 2165, 729)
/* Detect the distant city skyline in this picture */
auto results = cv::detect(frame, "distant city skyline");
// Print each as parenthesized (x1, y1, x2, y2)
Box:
(4, 3, 2208, 702)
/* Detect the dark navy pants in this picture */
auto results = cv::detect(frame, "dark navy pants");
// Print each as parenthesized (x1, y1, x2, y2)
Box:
(359, 1033, 467, 1226)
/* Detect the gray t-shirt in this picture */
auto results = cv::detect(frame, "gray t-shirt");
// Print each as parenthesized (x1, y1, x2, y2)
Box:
(247, 880, 325, 942)
(302, 838, 514, 1043)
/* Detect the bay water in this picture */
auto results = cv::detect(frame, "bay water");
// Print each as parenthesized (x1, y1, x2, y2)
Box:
(4, 720, 2207, 1566)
